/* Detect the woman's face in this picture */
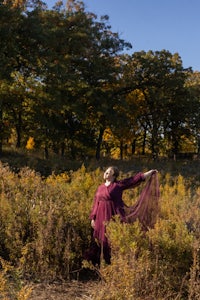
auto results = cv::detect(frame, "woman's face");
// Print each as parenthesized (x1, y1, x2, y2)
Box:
(103, 167, 115, 181)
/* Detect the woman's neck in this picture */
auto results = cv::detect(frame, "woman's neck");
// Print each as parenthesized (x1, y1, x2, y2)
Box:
(105, 180, 113, 186)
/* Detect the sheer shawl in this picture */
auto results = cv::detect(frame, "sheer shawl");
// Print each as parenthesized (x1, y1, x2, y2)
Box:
(125, 172, 160, 230)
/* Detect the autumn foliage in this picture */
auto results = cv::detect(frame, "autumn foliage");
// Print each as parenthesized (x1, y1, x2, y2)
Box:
(0, 159, 200, 299)
(1, 1, 200, 298)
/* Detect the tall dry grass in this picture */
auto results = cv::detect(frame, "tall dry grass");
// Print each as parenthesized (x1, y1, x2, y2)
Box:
(0, 159, 200, 299)
(0, 257, 32, 300)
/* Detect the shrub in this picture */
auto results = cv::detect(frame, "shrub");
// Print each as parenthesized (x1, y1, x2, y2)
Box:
(0, 160, 200, 299)
(0, 257, 32, 300)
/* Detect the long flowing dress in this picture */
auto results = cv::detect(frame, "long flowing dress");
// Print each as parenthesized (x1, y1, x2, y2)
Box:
(88, 172, 146, 264)
(85, 172, 159, 265)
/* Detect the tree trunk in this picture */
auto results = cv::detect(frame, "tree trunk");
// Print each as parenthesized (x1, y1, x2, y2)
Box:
(142, 130, 146, 155)
(0, 106, 3, 156)
(44, 145, 49, 159)
(198, 137, 200, 154)
(70, 139, 76, 159)
(96, 127, 104, 160)
(120, 140, 123, 160)
(132, 139, 136, 155)
(61, 141, 65, 156)
(16, 112, 22, 148)
(151, 122, 159, 160)
(172, 138, 179, 156)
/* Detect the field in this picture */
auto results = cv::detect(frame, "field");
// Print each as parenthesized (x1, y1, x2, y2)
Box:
(29, 281, 97, 300)
(0, 152, 200, 299)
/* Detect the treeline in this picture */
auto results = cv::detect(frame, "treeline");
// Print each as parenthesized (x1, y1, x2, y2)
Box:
(1, 0, 200, 160)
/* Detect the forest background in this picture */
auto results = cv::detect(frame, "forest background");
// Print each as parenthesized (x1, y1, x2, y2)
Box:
(0, 0, 200, 299)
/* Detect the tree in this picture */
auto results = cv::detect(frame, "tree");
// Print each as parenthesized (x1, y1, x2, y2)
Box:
(120, 50, 191, 157)
(0, 1, 50, 150)
(184, 71, 200, 154)
(0, 2, 23, 153)
(34, 1, 131, 159)
(75, 14, 131, 160)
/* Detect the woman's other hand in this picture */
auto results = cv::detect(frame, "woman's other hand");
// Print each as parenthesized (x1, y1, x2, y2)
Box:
(91, 219, 95, 228)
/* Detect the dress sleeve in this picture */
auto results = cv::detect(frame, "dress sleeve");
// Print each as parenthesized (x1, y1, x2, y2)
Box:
(89, 190, 99, 220)
(118, 172, 145, 190)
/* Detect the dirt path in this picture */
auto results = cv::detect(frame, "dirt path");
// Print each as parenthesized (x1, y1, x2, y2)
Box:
(29, 281, 98, 300)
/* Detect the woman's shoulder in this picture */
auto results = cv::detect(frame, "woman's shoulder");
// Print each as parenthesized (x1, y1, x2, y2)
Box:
(97, 183, 107, 189)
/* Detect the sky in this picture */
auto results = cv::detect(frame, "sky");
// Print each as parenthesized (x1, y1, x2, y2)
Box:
(46, 0, 200, 71)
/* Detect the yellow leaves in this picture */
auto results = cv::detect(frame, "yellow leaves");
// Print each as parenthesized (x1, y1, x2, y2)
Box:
(0, 162, 199, 296)
(0, 258, 32, 300)
(46, 172, 70, 185)
(17, 286, 33, 300)
(103, 127, 114, 143)
(185, 71, 200, 87)
(0, 259, 10, 297)
(107, 217, 145, 257)
(160, 173, 190, 218)
(149, 219, 194, 254)
(3, 0, 26, 9)
(176, 174, 186, 198)
(126, 88, 145, 105)
(26, 137, 35, 150)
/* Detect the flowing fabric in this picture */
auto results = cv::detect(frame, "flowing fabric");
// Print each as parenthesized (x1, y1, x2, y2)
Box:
(90, 173, 145, 244)
(85, 173, 146, 264)
(84, 172, 160, 265)
(125, 172, 160, 230)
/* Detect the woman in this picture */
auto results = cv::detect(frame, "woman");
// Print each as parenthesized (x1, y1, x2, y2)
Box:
(88, 166, 158, 265)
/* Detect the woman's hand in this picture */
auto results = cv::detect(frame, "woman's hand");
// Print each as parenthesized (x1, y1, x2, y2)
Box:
(144, 169, 158, 178)
(91, 219, 95, 228)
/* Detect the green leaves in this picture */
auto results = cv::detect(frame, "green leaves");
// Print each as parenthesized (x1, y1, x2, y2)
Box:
(0, 1, 200, 159)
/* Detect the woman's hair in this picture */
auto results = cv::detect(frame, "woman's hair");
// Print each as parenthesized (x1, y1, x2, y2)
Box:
(109, 166, 119, 179)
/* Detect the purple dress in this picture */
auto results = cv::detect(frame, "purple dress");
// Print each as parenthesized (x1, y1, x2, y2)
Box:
(90, 172, 145, 245)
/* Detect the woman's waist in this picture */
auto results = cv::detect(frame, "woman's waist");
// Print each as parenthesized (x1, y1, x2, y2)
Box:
(99, 199, 113, 202)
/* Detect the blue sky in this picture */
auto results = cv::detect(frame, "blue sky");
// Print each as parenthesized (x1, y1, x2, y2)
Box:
(46, 0, 200, 71)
